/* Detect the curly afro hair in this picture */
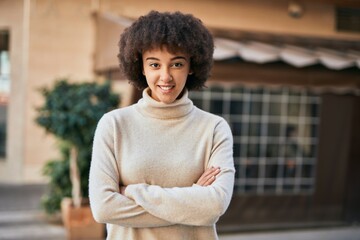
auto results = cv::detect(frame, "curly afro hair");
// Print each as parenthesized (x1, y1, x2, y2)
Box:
(118, 10, 214, 90)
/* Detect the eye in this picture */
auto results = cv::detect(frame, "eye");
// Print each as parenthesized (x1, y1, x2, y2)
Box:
(149, 63, 160, 68)
(172, 62, 184, 68)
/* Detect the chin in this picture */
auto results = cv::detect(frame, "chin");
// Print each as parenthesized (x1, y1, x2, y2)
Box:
(161, 98, 176, 104)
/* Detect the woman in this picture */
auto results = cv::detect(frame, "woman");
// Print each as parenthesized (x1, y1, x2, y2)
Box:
(89, 10, 235, 240)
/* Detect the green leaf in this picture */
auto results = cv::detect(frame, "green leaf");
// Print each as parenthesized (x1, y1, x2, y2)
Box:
(35, 79, 120, 214)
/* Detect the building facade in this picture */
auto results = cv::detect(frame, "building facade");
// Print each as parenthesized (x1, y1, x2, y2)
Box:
(0, 0, 359, 230)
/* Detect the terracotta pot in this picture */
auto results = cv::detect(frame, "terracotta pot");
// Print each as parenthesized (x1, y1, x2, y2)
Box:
(61, 198, 104, 240)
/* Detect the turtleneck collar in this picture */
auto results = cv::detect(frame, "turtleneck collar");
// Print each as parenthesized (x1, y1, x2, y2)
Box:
(135, 87, 194, 119)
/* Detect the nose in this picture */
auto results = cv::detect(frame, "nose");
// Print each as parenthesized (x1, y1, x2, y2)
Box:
(160, 68, 173, 82)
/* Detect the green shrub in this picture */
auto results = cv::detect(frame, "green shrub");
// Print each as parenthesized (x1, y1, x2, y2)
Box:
(36, 79, 120, 214)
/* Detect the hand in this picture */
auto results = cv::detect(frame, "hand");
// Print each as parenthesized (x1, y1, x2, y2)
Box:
(120, 186, 127, 195)
(196, 166, 221, 186)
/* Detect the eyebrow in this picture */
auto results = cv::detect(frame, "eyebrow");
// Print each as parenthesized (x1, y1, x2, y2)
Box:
(145, 56, 188, 61)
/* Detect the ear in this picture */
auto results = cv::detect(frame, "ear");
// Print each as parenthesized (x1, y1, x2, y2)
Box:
(188, 70, 193, 75)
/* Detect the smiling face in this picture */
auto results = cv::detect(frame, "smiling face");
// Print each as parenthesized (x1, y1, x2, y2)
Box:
(142, 47, 192, 104)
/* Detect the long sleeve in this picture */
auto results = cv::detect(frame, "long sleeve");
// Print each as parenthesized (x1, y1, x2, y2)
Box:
(124, 119, 235, 226)
(89, 114, 173, 228)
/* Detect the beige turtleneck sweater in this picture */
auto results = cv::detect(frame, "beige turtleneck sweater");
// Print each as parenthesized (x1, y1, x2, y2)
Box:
(89, 88, 235, 240)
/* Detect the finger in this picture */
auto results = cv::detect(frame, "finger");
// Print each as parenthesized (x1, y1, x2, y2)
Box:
(201, 167, 216, 178)
(196, 168, 214, 184)
(199, 168, 221, 186)
(213, 167, 221, 176)
(197, 176, 208, 185)
(202, 167, 220, 179)
(196, 167, 221, 185)
(203, 175, 216, 186)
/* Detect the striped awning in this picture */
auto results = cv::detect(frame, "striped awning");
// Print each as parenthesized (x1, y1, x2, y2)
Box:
(214, 38, 360, 70)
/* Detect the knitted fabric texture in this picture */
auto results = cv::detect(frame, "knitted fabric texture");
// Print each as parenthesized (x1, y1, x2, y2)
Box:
(89, 88, 235, 240)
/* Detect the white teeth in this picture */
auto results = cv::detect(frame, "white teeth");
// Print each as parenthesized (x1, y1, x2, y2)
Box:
(159, 86, 173, 90)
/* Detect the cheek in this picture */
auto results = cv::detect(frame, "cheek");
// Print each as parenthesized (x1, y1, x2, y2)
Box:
(144, 72, 156, 85)
(142, 68, 150, 79)
(179, 72, 190, 83)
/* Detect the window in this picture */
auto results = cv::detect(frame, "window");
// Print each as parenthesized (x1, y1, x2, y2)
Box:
(336, 7, 360, 33)
(189, 84, 321, 195)
(0, 30, 10, 158)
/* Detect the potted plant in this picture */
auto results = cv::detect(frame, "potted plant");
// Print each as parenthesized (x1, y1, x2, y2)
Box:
(36, 79, 120, 239)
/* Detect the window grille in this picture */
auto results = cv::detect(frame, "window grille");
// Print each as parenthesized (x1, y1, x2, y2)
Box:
(189, 84, 321, 195)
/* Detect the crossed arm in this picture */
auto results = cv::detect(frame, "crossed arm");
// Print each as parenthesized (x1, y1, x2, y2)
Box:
(119, 166, 221, 195)
(89, 115, 234, 228)
(90, 157, 226, 227)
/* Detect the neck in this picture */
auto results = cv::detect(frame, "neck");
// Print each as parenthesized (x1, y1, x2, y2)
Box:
(135, 88, 194, 119)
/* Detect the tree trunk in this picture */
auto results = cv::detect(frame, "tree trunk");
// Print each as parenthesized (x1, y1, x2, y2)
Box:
(70, 146, 82, 208)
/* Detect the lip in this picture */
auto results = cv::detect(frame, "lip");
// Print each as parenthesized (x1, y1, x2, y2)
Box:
(158, 85, 175, 93)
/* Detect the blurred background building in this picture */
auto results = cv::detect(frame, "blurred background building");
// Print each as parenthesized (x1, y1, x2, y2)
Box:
(0, 0, 359, 232)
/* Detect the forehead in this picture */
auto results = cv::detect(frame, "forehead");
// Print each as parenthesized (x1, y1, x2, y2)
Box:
(142, 46, 190, 60)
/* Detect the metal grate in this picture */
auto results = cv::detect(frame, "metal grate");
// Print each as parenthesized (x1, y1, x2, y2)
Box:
(189, 84, 321, 195)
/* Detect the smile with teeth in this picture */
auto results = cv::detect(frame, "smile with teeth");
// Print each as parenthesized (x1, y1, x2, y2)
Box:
(158, 85, 175, 91)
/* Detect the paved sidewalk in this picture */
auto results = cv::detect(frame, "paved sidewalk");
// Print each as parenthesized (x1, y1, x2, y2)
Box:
(0, 211, 65, 240)
(0, 184, 66, 240)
